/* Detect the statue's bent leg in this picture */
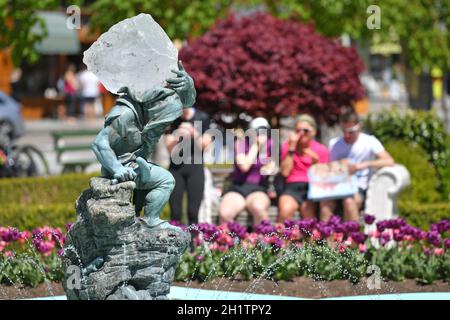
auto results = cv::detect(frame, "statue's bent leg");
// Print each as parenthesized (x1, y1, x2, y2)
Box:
(136, 162, 176, 229)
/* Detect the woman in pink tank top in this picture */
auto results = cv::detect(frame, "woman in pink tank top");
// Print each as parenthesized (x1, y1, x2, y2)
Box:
(278, 115, 329, 222)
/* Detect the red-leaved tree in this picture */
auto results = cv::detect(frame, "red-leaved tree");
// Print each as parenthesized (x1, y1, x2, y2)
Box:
(180, 13, 365, 127)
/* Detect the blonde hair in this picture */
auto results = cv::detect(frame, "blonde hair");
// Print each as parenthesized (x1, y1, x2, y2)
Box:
(296, 114, 317, 130)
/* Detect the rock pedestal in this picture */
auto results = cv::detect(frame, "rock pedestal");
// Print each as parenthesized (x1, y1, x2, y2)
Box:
(62, 177, 190, 300)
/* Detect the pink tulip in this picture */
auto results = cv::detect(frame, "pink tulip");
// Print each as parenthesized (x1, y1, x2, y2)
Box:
(312, 229, 322, 241)
(209, 242, 219, 251)
(344, 237, 353, 246)
(333, 232, 344, 243)
(290, 228, 302, 241)
(246, 233, 259, 245)
(434, 248, 444, 256)
(217, 223, 229, 232)
(275, 223, 284, 233)
(404, 235, 413, 241)
(359, 243, 367, 253)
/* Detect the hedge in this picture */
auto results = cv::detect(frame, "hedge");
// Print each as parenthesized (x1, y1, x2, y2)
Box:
(0, 203, 76, 230)
(0, 202, 172, 230)
(398, 201, 450, 230)
(0, 173, 96, 205)
(384, 139, 442, 203)
(365, 109, 450, 199)
(0, 172, 174, 229)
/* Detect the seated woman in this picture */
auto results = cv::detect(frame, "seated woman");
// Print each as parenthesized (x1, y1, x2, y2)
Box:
(278, 114, 329, 222)
(220, 117, 276, 225)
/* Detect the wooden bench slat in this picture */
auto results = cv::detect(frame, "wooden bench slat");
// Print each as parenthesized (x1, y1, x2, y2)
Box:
(52, 130, 99, 172)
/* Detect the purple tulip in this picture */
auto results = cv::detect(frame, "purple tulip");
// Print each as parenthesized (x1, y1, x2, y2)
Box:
(342, 221, 360, 233)
(317, 222, 333, 238)
(363, 214, 376, 225)
(284, 219, 295, 228)
(444, 238, 450, 249)
(393, 232, 404, 242)
(389, 218, 406, 229)
(227, 222, 247, 239)
(426, 231, 441, 246)
(273, 238, 283, 248)
(254, 221, 276, 235)
(431, 220, 450, 234)
(1, 228, 20, 242)
(376, 221, 388, 232)
(380, 232, 391, 246)
(350, 232, 367, 244)
(282, 229, 292, 239)
(328, 215, 342, 227)
(197, 223, 220, 241)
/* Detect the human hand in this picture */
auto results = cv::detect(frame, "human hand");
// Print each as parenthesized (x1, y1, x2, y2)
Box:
(260, 161, 278, 175)
(288, 132, 300, 149)
(178, 122, 194, 137)
(302, 147, 319, 163)
(348, 162, 367, 174)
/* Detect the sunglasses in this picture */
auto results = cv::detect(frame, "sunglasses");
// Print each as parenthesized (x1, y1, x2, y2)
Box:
(296, 128, 311, 134)
(342, 124, 360, 133)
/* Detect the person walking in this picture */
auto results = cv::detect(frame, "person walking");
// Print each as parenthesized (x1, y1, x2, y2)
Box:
(63, 64, 79, 120)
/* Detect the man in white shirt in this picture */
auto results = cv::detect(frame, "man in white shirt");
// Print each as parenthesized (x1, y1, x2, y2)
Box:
(78, 65, 100, 118)
(325, 110, 394, 221)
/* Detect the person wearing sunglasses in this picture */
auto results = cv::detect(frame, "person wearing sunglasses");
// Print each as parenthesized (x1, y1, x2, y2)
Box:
(278, 114, 329, 222)
(325, 110, 394, 221)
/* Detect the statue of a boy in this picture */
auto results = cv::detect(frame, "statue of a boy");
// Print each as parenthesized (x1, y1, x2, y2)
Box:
(92, 61, 195, 229)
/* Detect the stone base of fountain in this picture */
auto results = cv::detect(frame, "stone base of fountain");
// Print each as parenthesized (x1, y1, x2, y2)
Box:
(62, 177, 190, 300)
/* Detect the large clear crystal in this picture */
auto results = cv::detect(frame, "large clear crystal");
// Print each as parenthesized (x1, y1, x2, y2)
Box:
(83, 13, 178, 100)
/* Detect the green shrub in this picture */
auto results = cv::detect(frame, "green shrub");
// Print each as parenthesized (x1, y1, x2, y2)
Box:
(384, 139, 442, 203)
(0, 202, 171, 230)
(365, 109, 449, 199)
(0, 203, 76, 230)
(0, 173, 95, 206)
(398, 201, 450, 230)
(438, 136, 450, 201)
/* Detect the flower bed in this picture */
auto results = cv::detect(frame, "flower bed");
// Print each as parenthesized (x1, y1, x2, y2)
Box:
(0, 216, 449, 288)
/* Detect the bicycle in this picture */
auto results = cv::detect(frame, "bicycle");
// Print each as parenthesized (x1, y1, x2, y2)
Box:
(0, 123, 49, 178)
(0, 144, 49, 178)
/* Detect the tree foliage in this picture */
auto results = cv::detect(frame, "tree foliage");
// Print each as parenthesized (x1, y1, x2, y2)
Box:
(0, 0, 60, 65)
(265, 0, 450, 72)
(2, 0, 448, 73)
(180, 12, 365, 126)
(85, 0, 232, 40)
